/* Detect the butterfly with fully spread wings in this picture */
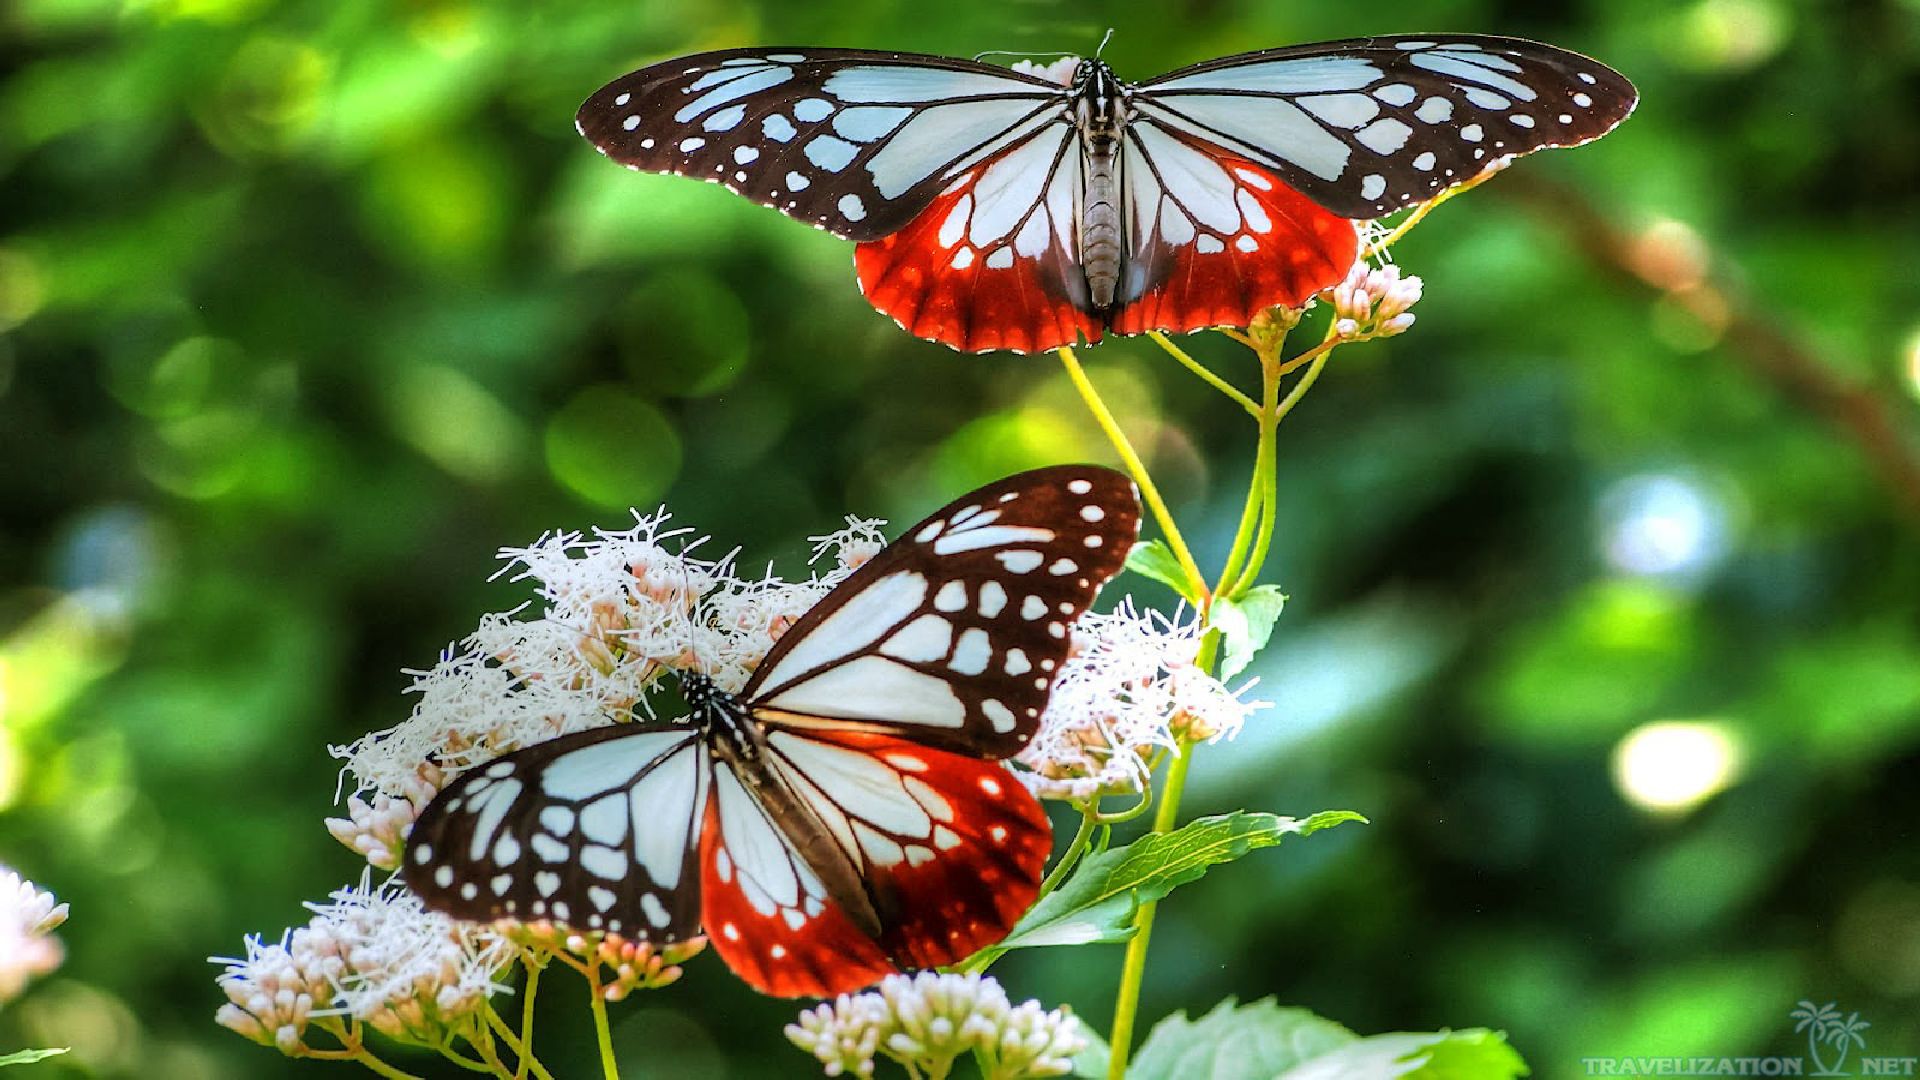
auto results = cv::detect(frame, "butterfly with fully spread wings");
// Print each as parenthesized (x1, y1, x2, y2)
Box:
(402, 467, 1141, 997)
(576, 35, 1636, 354)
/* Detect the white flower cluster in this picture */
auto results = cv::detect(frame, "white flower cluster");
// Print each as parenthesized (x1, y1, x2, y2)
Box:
(0, 867, 68, 1003)
(215, 875, 515, 1052)
(330, 510, 883, 815)
(221, 508, 888, 1057)
(787, 972, 1085, 1080)
(1016, 601, 1265, 800)
(1328, 259, 1423, 341)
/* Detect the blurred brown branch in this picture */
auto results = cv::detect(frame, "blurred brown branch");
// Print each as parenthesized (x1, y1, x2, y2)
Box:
(1499, 172, 1920, 527)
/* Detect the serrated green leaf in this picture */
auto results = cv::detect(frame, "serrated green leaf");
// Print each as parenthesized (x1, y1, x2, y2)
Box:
(1214, 584, 1288, 680)
(0, 1049, 70, 1068)
(1125, 540, 1198, 602)
(990, 810, 1364, 955)
(1129, 998, 1357, 1080)
(1277, 1029, 1528, 1080)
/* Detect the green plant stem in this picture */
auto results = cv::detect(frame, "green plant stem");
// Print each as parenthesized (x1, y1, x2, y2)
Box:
(1214, 350, 1283, 598)
(1104, 738, 1196, 1080)
(1230, 351, 1330, 597)
(516, 960, 542, 1080)
(438, 1043, 497, 1074)
(349, 1050, 424, 1080)
(585, 967, 619, 1080)
(1037, 804, 1101, 901)
(1056, 346, 1210, 607)
(484, 1003, 555, 1080)
(1144, 332, 1259, 416)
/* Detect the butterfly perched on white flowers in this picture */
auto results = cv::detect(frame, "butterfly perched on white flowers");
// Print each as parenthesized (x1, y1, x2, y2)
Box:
(402, 467, 1141, 997)
(576, 35, 1635, 353)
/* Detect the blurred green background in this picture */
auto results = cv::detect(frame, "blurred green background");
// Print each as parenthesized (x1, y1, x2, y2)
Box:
(3, 0, 1918, 1076)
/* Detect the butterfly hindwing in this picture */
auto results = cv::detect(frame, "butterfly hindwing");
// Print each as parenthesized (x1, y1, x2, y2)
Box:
(1137, 34, 1638, 218)
(699, 763, 897, 997)
(577, 48, 1070, 241)
(1109, 131, 1358, 336)
(761, 729, 1053, 971)
(401, 725, 707, 943)
(854, 128, 1098, 353)
(744, 465, 1143, 757)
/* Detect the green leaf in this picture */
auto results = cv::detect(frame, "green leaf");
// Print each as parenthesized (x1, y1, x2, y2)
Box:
(1126, 999, 1529, 1080)
(1125, 540, 1197, 602)
(0, 1049, 70, 1068)
(1071, 1024, 1112, 1079)
(991, 811, 1364, 955)
(1277, 1029, 1529, 1080)
(1214, 584, 1288, 680)
(1129, 998, 1356, 1080)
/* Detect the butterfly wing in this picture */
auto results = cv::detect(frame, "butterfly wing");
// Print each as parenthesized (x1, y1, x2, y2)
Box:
(401, 724, 709, 942)
(853, 130, 1098, 353)
(1133, 34, 1638, 218)
(577, 48, 1072, 241)
(766, 730, 1052, 968)
(1108, 132, 1358, 336)
(740, 464, 1142, 758)
(697, 758, 898, 997)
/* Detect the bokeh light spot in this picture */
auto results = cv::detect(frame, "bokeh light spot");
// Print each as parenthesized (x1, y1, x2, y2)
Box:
(1598, 472, 1730, 581)
(545, 384, 682, 510)
(1667, 0, 1789, 71)
(1903, 327, 1920, 402)
(1612, 719, 1745, 813)
(384, 363, 526, 483)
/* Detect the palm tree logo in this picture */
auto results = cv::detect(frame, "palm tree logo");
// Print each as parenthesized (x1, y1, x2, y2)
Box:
(1792, 1000, 1871, 1076)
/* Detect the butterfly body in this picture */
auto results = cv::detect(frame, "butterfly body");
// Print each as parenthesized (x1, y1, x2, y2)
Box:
(681, 670, 889, 941)
(403, 467, 1143, 996)
(1071, 59, 1128, 308)
(578, 36, 1635, 353)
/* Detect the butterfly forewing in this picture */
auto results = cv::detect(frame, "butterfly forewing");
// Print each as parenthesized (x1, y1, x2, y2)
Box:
(1137, 34, 1637, 219)
(401, 725, 708, 942)
(577, 49, 1070, 241)
(744, 465, 1143, 757)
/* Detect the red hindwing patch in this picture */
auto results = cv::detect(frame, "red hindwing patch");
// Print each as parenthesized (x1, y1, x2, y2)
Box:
(1110, 152, 1357, 337)
(698, 791, 896, 998)
(697, 730, 1051, 997)
(855, 162, 1101, 355)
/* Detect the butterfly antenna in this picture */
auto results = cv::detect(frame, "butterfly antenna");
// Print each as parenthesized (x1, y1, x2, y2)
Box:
(1095, 27, 1115, 58)
(972, 48, 1077, 62)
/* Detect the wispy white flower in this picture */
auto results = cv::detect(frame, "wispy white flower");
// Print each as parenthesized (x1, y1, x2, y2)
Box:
(331, 510, 882, 808)
(787, 973, 1084, 1080)
(214, 874, 517, 1052)
(213, 933, 329, 1053)
(1016, 601, 1266, 800)
(0, 868, 68, 1004)
(1327, 259, 1423, 340)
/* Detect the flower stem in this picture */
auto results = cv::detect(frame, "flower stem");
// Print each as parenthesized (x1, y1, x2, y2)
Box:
(350, 1049, 426, 1080)
(1145, 332, 1259, 416)
(516, 959, 543, 1080)
(1104, 737, 1196, 1080)
(585, 966, 620, 1080)
(485, 1001, 555, 1080)
(1055, 346, 1210, 607)
(1036, 803, 1101, 901)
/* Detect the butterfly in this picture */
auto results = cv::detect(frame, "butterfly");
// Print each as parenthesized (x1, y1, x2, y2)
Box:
(401, 466, 1142, 997)
(576, 35, 1636, 354)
